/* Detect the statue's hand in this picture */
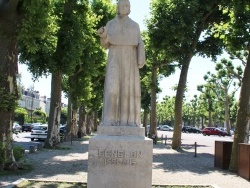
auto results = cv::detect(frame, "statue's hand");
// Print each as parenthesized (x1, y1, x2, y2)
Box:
(97, 26, 107, 38)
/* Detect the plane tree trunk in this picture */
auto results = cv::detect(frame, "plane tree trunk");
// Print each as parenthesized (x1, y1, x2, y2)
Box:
(0, 0, 21, 171)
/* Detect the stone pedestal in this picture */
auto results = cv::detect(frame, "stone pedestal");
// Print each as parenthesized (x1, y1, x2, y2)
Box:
(87, 126, 153, 188)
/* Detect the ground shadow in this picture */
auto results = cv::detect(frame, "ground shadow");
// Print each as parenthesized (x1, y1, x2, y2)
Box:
(0, 140, 89, 184)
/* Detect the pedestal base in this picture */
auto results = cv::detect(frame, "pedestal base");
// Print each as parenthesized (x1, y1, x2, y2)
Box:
(87, 130, 153, 188)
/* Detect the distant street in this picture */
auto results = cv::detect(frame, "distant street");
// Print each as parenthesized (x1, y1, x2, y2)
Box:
(13, 131, 44, 150)
(13, 130, 234, 154)
(157, 130, 233, 154)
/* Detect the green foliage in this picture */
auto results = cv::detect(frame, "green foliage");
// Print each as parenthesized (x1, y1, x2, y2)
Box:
(157, 96, 175, 126)
(91, 0, 116, 29)
(212, 0, 250, 52)
(32, 109, 47, 123)
(13, 145, 25, 161)
(147, 0, 227, 62)
(62, 0, 116, 114)
(60, 107, 67, 124)
(203, 58, 242, 102)
(14, 107, 28, 125)
(0, 89, 18, 111)
(18, 0, 58, 78)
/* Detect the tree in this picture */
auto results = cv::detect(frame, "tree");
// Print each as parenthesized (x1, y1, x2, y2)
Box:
(142, 31, 176, 138)
(60, 107, 67, 124)
(14, 107, 28, 125)
(147, 0, 227, 149)
(18, 0, 101, 147)
(203, 59, 242, 134)
(210, 0, 250, 172)
(157, 96, 175, 126)
(197, 87, 215, 127)
(33, 109, 47, 123)
(0, 0, 22, 170)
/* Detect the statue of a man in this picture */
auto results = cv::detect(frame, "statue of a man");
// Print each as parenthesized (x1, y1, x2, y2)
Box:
(97, 0, 145, 127)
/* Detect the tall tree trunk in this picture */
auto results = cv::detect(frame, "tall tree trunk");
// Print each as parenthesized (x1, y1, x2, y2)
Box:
(66, 96, 72, 140)
(93, 112, 98, 132)
(172, 59, 190, 149)
(208, 98, 212, 127)
(143, 109, 149, 136)
(201, 115, 204, 129)
(229, 50, 250, 172)
(78, 104, 87, 137)
(149, 64, 157, 138)
(244, 120, 250, 143)
(45, 71, 62, 148)
(70, 107, 78, 141)
(86, 114, 91, 135)
(225, 93, 230, 134)
(0, 0, 20, 171)
(90, 112, 95, 133)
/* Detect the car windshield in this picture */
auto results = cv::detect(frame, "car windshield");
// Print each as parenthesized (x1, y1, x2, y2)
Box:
(33, 126, 47, 130)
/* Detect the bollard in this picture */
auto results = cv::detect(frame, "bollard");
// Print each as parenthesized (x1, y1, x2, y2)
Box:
(165, 135, 167, 145)
(37, 143, 43, 150)
(194, 142, 197, 157)
(29, 145, 36, 153)
(152, 134, 156, 145)
(161, 134, 163, 144)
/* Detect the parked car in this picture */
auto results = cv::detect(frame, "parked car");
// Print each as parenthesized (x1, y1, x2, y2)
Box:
(30, 124, 48, 141)
(22, 123, 33, 132)
(32, 122, 42, 127)
(182, 126, 190, 133)
(202, 127, 227, 136)
(185, 127, 201, 133)
(13, 123, 22, 133)
(60, 124, 67, 134)
(218, 127, 234, 136)
(160, 125, 173, 131)
(156, 125, 162, 130)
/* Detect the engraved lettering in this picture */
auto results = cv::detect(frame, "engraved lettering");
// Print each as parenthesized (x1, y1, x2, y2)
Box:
(98, 150, 104, 157)
(117, 150, 124, 158)
(98, 149, 142, 166)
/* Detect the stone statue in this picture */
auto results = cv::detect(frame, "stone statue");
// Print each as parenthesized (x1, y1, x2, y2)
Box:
(97, 0, 145, 127)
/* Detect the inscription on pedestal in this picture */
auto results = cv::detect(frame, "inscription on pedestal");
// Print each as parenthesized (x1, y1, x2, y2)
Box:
(98, 149, 142, 166)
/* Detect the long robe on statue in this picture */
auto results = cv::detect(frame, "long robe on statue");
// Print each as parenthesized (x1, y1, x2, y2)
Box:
(100, 16, 145, 127)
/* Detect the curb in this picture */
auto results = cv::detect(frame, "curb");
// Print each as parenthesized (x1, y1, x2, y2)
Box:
(4, 178, 221, 188)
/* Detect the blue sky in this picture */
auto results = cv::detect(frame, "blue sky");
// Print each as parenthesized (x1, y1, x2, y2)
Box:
(19, 0, 234, 104)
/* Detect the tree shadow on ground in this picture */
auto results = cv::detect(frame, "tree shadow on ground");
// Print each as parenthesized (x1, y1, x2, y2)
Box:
(152, 142, 237, 177)
(0, 140, 89, 184)
(153, 148, 215, 175)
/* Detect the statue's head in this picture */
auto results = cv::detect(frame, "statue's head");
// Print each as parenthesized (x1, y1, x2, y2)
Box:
(116, 0, 130, 16)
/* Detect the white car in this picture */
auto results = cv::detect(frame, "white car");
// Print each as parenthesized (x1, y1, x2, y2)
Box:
(160, 125, 174, 131)
(218, 127, 234, 135)
(13, 123, 22, 133)
(30, 124, 48, 141)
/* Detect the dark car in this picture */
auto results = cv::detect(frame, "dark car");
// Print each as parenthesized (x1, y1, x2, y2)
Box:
(202, 127, 227, 136)
(22, 123, 33, 132)
(186, 127, 201, 133)
(182, 126, 190, 133)
(60, 125, 67, 134)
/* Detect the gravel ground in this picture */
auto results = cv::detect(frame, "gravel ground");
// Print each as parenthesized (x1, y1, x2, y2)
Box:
(0, 137, 249, 188)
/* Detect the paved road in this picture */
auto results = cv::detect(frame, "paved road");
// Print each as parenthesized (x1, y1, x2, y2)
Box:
(13, 132, 44, 151)
(156, 130, 233, 154)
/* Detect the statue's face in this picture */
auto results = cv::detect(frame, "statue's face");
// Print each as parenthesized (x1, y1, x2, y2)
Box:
(118, 0, 130, 16)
